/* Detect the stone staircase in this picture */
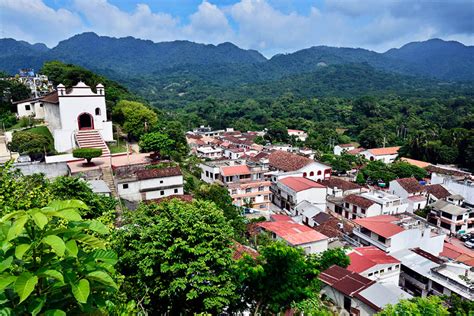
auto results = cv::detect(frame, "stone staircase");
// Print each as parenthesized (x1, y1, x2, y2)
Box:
(101, 165, 118, 198)
(75, 130, 110, 156)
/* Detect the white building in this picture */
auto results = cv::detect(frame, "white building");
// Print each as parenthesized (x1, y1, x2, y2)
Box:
(392, 248, 473, 300)
(288, 129, 308, 141)
(258, 215, 329, 254)
(389, 178, 427, 212)
(15, 81, 113, 153)
(431, 169, 474, 205)
(347, 246, 401, 286)
(428, 200, 474, 234)
(353, 214, 446, 255)
(340, 190, 408, 220)
(333, 143, 356, 156)
(271, 176, 327, 215)
(320, 265, 412, 316)
(196, 146, 223, 159)
(360, 147, 400, 164)
(268, 150, 332, 182)
(115, 166, 184, 202)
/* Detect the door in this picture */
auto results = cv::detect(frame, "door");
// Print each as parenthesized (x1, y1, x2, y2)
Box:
(78, 113, 94, 130)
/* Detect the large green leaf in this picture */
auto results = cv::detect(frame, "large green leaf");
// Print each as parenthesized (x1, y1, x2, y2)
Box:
(0, 307, 13, 316)
(49, 209, 82, 222)
(92, 249, 118, 265)
(86, 271, 118, 289)
(65, 239, 78, 257)
(14, 272, 38, 303)
(42, 235, 66, 257)
(75, 234, 106, 250)
(15, 244, 31, 260)
(39, 270, 64, 284)
(0, 275, 16, 291)
(87, 220, 108, 235)
(31, 211, 48, 230)
(43, 200, 88, 212)
(0, 211, 23, 222)
(0, 256, 13, 273)
(71, 279, 90, 304)
(7, 215, 28, 241)
(28, 297, 45, 316)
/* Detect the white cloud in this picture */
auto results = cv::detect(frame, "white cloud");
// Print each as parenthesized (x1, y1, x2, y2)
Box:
(0, 0, 83, 46)
(0, 0, 473, 55)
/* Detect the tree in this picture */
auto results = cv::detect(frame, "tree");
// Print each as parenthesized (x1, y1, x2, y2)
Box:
(358, 123, 396, 148)
(265, 121, 289, 143)
(389, 161, 427, 180)
(113, 100, 158, 139)
(138, 132, 175, 158)
(443, 294, 474, 316)
(73, 148, 102, 164)
(377, 296, 449, 316)
(316, 248, 350, 271)
(234, 241, 320, 314)
(0, 200, 118, 315)
(7, 131, 52, 158)
(114, 199, 238, 314)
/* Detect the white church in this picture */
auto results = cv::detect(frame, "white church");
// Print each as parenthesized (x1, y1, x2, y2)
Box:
(15, 81, 113, 155)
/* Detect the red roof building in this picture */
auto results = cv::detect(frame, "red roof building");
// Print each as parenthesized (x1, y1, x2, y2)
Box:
(279, 176, 325, 192)
(269, 150, 313, 172)
(354, 215, 404, 239)
(367, 147, 400, 156)
(393, 177, 424, 194)
(220, 165, 251, 177)
(348, 246, 401, 283)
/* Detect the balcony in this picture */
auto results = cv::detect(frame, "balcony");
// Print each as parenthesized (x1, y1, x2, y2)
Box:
(352, 229, 389, 251)
(401, 274, 428, 291)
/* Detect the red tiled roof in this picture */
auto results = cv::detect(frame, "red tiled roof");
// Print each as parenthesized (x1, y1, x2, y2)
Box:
(258, 221, 328, 245)
(368, 147, 400, 156)
(440, 242, 474, 267)
(347, 148, 365, 155)
(426, 165, 470, 177)
(338, 143, 355, 148)
(220, 165, 250, 177)
(321, 178, 362, 191)
(271, 214, 293, 222)
(348, 246, 400, 273)
(319, 265, 374, 297)
(354, 215, 404, 238)
(400, 157, 431, 168)
(136, 166, 182, 180)
(279, 176, 325, 192)
(13, 91, 59, 104)
(232, 242, 259, 260)
(425, 184, 451, 199)
(288, 129, 304, 133)
(395, 177, 424, 193)
(269, 151, 313, 172)
(343, 194, 375, 209)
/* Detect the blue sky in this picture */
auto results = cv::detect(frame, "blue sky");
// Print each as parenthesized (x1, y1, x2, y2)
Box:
(1, 0, 473, 56)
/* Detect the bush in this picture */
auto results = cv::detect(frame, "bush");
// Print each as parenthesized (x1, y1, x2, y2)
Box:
(7, 130, 52, 157)
(73, 148, 102, 163)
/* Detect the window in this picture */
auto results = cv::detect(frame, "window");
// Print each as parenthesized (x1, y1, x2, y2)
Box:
(160, 190, 165, 196)
(394, 265, 399, 269)
(122, 184, 128, 189)
(361, 208, 366, 214)
(95, 107, 101, 115)
(39, 103, 43, 107)
(174, 189, 178, 194)
(206, 171, 209, 177)
(258, 186, 264, 191)
(345, 202, 349, 208)
(378, 235, 386, 243)
(388, 266, 392, 271)
(352, 205, 357, 213)
(374, 271, 379, 275)
(380, 269, 385, 274)
(368, 272, 373, 276)
(303, 172, 307, 177)
(25, 105, 31, 111)
(245, 188, 252, 193)
(231, 189, 237, 194)
(160, 180, 164, 184)
(317, 170, 322, 175)
(309, 171, 314, 176)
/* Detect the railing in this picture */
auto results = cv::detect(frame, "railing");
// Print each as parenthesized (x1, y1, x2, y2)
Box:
(342, 234, 361, 247)
(352, 229, 389, 250)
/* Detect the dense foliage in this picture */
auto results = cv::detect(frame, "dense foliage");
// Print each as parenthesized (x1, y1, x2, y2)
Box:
(357, 161, 428, 185)
(72, 148, 102, 164)
(377, 296, 449, 316)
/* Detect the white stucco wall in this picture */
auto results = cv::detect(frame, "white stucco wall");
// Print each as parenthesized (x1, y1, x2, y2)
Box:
(322, 285, 376, 316)
(17, 101, 35, 117)
(295, 187, 327, 210)
(389, 228, 445, 255)
(298, 162, 331, 181)
(117, 175, 184, 202)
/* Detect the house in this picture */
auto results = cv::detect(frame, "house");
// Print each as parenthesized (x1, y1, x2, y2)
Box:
(319, 265, 412, 316)
(389, 178, 427, 212)
(425, 184, 452, 203)
(200, 159, 271, 210)
(223, 147, 246, 160)
(338, 190, 408, 220)
(312, 212, 353, 239)
(322, 177, 364, 196)
(427, 200, 474, 234)
(196, 146, 223, 159)
(15, 82, 113, 153)
(428, 166, 474, 204)
(257, 215, 328, 254)
(334, 143, 356, 156)
(87, 180, 111, 197)
(288, 129, 308, 141)
(360, 147, 400, 163)
(294, 200, 324, 227)
(115, 165, 184, 202)
(352, 214, 446, 255)
(271, 176, 327, 215)
(392, 248, 473, 300)
(347, 246, 401, 285)
(268, 150, 331, 182)
(192, 125, 225, 137)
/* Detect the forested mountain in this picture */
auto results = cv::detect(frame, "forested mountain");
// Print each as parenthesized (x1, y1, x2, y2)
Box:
(0, 33, 473, 104)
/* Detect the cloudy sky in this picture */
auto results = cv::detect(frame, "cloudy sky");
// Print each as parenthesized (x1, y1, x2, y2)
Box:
(1, 0, 473, 56)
